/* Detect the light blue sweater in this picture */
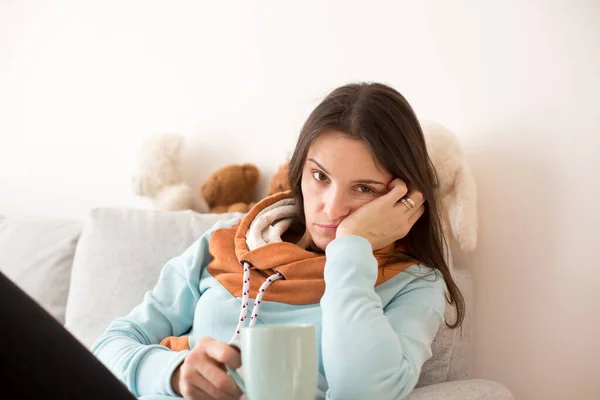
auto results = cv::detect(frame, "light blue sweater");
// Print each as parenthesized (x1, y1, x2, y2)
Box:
(91, 218, 447, 399)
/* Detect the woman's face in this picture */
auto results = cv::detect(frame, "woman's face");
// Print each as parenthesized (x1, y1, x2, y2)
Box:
(301, 131, 393, 250)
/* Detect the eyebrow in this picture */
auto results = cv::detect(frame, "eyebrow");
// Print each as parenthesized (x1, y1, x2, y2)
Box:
(307, 158, 387, 186)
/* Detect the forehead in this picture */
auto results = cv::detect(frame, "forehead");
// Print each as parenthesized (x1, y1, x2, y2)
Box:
(306, 131, 391, 178)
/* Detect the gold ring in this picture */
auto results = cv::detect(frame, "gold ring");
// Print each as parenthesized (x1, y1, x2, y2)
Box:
(405, 197, 416, 209)
(400, 198, 412, 211)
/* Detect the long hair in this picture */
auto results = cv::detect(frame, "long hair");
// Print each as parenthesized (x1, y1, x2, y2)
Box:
(288, 82, 464, 329)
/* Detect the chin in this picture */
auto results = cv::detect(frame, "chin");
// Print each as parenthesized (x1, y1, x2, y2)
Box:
(312, 235, 333, 251)
(305, 224, 336, 251)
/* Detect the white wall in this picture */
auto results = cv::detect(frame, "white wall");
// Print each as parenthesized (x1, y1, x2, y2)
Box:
(1, 1, 599, 398)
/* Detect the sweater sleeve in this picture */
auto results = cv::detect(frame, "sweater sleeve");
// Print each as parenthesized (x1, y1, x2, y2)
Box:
(90, 218, 238, 398)
(320, 235, 447, 400)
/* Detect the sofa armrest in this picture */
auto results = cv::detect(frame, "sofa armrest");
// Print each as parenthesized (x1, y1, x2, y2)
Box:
(405, 379, 514, 400)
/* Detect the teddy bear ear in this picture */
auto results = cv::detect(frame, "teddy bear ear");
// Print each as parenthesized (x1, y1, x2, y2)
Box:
(241, 164, 260, 185)
(161, 133, 184, 159)
(447, 163, 478, 252)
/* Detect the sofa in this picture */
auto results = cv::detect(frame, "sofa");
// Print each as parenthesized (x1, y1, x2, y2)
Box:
(0, 207, 514, 399)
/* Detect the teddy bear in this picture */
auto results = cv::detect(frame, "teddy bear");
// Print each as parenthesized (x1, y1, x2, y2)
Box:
(421, 120, 478, 252)
(200, 161, 292, 213)
(200, 163, 260, 213)
(132, 133, 209, 213)
(267, 161, 291, 196)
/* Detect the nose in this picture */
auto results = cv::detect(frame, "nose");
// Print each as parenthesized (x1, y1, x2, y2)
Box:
(323, 187, 351, 222)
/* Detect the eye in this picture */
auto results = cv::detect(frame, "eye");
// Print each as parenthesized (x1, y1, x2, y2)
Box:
(312, 170, 329, 182)
(357, 185, 374, 193)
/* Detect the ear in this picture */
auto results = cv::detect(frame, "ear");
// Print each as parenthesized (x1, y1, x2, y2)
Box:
(162, 134, 184, 160)
(448, 162, 478, 252)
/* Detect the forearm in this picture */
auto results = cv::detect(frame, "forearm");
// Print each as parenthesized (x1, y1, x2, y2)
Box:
(92, 319, 190, 397)
(321, 236, 424, 399)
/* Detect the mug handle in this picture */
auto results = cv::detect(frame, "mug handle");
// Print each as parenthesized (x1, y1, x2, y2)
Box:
(226, 340, 246, 394)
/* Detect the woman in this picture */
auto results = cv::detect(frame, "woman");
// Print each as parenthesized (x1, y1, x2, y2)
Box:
(91, 82, 465, 400)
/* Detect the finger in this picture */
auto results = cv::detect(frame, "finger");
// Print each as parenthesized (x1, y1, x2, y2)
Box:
(395, 189, 425, 212)
(177, 380, 207, 400)
(405, 190, 426, 207)
(205, 341, 242, 369)
(198, 360, 243, 397)
(400, 191, 426, 214)
(184, 369, 238, 400)
(178, 362, 217, 400)
(195, 337, 240, 367)
(387, 177, 404, 190)
(385, 179, 409, 203)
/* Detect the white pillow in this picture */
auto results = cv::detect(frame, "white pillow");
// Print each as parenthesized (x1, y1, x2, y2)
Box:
(64, 208, 242, 348)
(0, 215, 82, 324)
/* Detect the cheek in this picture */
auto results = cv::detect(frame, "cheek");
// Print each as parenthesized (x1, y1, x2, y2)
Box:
(340, 194, 382, 218)
(301, 176, 319, 219)
(354, 197, 375, 210)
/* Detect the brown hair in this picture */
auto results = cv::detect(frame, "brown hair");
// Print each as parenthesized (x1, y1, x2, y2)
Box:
(288, 82, 464, 329)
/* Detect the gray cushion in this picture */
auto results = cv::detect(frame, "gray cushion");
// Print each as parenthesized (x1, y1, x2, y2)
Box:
(417, 266, 474, 387)
(0, 215, 82, 324)
(446, 267, 474, 382)
(407, 379, 514, 400)
(64, 208, 242, 348)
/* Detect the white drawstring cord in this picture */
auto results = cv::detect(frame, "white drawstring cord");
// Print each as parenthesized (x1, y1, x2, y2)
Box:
(231, 261, 283, 342)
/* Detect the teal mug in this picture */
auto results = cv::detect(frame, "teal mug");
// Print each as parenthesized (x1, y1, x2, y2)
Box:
(226, 324, 318, 400)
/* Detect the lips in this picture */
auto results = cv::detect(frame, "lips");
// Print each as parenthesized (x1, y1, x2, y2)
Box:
(314, 223, 340, 237)
(316, 223, 339, 229)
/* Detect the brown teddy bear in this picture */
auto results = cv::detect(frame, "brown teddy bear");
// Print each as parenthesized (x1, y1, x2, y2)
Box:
(199, 161, 292, 214)
(200, 163, 260, 213)
(267, 161, 291, 196)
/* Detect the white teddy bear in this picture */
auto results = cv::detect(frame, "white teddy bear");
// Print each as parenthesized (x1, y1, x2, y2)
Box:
(131, 133, 209, 213)
(421, 121, 478, 252)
